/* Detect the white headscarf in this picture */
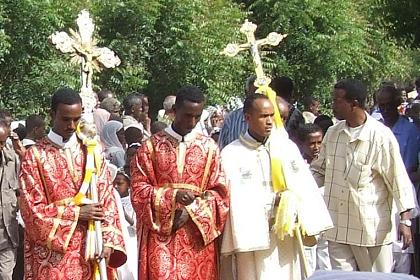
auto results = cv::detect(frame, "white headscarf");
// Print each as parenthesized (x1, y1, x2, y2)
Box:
(101, 120, 124, 149)
(101, 120, 125, 168)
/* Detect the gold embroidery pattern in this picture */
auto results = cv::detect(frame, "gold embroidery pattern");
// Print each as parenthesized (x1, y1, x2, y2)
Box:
(47, 205, 65, 250)
(200, 145, 215, 190)
(32, 147, 51, 204)
(161, 183, 201, 194)
(63, 206, 80, 251)
(154, 188, 165, 231)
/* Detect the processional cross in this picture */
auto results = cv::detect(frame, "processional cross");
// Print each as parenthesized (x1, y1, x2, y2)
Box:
(50, 10, 121, 117)
(221, 19, 287, 89)
(221, 21, 313, 278)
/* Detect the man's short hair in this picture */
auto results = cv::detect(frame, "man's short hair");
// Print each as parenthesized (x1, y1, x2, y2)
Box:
(100, 97, 121, 113)
(25, 114, 45, 132)
(415, 77, 420, 88)
(98, 89, 113, 102)
(175, 86, 205, 109)
(378, 84, 402, 104)
(334, 79, 367, 108)
(245, 75, 257, 95)
(243, 93, 270, 114)
(123, 94, 142, 113)
(51, 88, 82, 112)
(303, 96, 318, 110)
(163, 95, 176, 110)
(270, 76, 294, 101)
(124, 126, 143, 146)
(151, 121, 168, 134)
(0, 109, 11, 120)
(297, 123, 323, 142)
(314, 114, 333, 136)
(0, 119, 9, 130)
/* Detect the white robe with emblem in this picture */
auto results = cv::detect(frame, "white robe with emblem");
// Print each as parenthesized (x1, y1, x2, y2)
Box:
(220, 132, 332, 280)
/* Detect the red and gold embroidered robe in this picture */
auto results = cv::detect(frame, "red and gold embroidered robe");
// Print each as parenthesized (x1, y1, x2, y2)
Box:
(19, 137, 126, 280)
(131, 132, 229, 280)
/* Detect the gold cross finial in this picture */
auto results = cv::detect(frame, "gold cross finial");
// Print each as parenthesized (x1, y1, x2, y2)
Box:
(50, 10, 121, 115)
(221, 20, 287, 88)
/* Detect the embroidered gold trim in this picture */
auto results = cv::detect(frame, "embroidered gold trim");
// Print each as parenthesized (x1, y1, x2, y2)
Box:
(47, 205, 65, 250)
(63, 206, 80, 251)
(32, 147, 51, 204)
(186, 198, 214, 246)
(169, 190, 178, 231)
(200, 144, 215, 190)
(154, 187, 165, 230)
(160, 183, 201, 194)
(145, 139, 157, 172)
(102, 226, 123, 236)
(103, 243, 126, 255)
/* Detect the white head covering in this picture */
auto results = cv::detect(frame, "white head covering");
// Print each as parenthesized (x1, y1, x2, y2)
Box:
(101, 120, 124, 150)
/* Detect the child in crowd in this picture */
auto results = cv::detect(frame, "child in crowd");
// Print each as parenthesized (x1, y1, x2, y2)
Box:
(114, 169, 138, 280)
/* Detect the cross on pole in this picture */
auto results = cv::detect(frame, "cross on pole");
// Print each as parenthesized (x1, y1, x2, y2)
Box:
(221, 19, 287, 88)
(50, 10, 121, 115)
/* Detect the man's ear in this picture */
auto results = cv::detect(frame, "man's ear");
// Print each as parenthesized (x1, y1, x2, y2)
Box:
(244, 112, 251, 122)
(352, 99, 360, 108)
(49, 109, 55, 120)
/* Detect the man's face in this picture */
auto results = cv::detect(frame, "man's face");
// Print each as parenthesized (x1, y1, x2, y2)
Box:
(0, 126, 9, 152)
(173, 100, 204, 136)
(142, 96, 149, 115)
(210, 112, 224, 128)
(116, 127, 126, 148)
(377, 90, 399, 124)
(245, 98, 274, 140)
(34, 122, 46, 140)
(332, 89, 352, 120)
(310, 101, 320, 116)
(51, 103, 82, 140)
(302, 131, 323, 161)
(276, 97, 290, 123)
(131, 98, 143, 121)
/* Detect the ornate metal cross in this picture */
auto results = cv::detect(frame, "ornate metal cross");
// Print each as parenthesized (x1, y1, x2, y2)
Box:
(50, 10, 121, 115)
(221, 19, 287, 88)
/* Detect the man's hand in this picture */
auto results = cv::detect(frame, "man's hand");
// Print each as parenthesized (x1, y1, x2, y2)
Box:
(97, 246, 113, 265)
(176, 190, 196, 206)
(400, 224, 412, 250)
(79, 203, 105, 221)
(172, 208, 189, 233)
(10, 132, 26, 159)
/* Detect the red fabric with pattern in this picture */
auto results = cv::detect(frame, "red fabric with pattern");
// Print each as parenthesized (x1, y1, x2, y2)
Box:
(131, 131, 229, 280)
(19, 137, 126, 280)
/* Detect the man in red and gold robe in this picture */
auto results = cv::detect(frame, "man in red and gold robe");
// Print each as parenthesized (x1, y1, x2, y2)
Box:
(19, 88, 126, 280)
(131, 85, 229, 280)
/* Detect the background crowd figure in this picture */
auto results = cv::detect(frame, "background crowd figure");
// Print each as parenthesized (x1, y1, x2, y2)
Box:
(1, 75, 420, 280)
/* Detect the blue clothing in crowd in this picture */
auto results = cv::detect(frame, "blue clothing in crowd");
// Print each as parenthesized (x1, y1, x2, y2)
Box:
(392, 116, 420, 171)
(218, 108, 247, 150)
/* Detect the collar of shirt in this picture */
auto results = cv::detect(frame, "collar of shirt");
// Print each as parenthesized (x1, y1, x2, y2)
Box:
(47, 130, 78, 149)
(337, 112, 373, 142)
(165, 125, 198, 143)
(239, 130, 270, 150)
(22, 138, 36, 148)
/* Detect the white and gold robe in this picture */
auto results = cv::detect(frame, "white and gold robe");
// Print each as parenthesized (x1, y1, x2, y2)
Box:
(221, 132, 332, 280)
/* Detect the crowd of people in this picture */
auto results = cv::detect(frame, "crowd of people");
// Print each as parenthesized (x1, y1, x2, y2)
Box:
(0, 76, 419, 280)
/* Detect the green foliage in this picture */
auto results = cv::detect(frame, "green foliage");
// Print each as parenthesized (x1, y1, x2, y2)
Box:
(0, 0, 417, 118)
(0, 0, 248, 118)
(247, 0, 416, 110)
(369, 0, 420, 48)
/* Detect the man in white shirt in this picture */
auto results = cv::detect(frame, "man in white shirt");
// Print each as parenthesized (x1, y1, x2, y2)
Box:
(311, 79, 415, 272)
(221, 93, 332, 280)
